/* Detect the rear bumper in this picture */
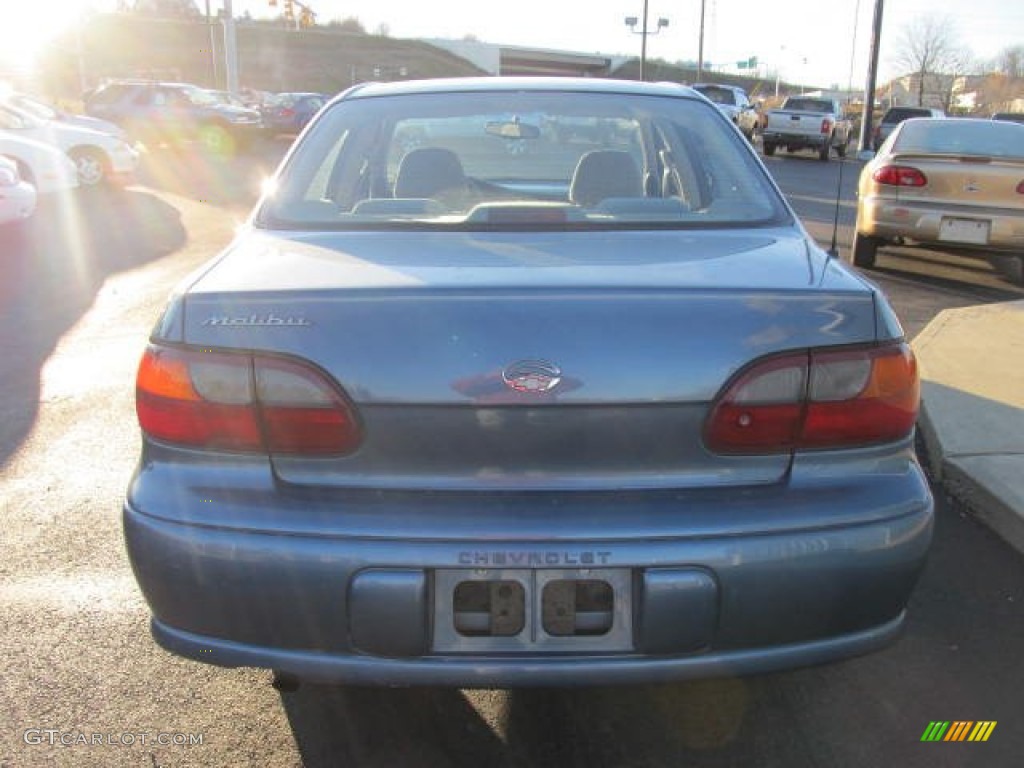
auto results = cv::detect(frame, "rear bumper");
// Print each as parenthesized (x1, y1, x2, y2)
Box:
(858, 196, 1024, 253)
(151, 612, 908, 688)
(762, 132, 829, 148)
(124, 461, 933, 686)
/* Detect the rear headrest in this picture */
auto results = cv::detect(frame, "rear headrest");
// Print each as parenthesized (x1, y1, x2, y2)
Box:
(394, 147, 467, 199)
(569, 150, 643, 207)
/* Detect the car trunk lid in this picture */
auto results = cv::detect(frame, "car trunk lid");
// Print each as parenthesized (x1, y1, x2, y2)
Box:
(176, 228, 878, 491)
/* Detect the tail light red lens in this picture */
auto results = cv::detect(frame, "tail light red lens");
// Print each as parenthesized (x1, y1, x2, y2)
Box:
(820, 118, 834, 135)
(136, 344, 361, 455)
(873, 165, 928, 187)
(705, 343, 919, 454)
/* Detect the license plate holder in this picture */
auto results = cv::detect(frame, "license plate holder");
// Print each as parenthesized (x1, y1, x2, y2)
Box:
(433, 568, 633, 653)
(939, 217, 990, 245)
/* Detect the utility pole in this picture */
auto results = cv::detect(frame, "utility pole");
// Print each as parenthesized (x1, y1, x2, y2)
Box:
(223, 0, 239, 93)
(858, 0, 884, 156)
(204, 0, 219, 87)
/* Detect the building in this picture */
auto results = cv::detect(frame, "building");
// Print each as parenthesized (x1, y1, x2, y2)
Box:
(427, 39, 625, 78)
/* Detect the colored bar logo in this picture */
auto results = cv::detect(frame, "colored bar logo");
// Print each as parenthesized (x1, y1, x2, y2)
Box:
(921, 721, 997, 742)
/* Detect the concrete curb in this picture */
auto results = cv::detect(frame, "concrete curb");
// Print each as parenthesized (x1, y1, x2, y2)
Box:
(913, 300, 1024, 555)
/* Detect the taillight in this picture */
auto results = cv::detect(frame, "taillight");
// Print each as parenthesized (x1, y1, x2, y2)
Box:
(872, 165, 927, 187)
(820, 118, 834, 135)
(136, 344, 361, 455)
(704, 343, 919, 454)
(1016, 180, 1024, 194)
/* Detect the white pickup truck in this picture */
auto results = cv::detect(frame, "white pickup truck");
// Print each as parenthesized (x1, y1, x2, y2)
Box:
(761, 96, 853, 162)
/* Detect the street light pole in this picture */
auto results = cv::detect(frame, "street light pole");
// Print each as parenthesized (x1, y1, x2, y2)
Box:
(640, 0, 649, 81)
(624, 2, 669, 82)
(697, 0, 706, 82)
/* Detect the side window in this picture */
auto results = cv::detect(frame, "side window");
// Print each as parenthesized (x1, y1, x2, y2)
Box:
(133, 89, 153, 106)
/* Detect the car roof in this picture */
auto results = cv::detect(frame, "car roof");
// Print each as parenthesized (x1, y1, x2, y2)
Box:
(691, 82, 744, 93)
(340, 77, 701, 102)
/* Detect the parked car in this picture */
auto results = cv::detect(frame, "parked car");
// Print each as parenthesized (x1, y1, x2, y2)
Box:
(991, 112, 1024, 125)
(0, 155, 37, 227)
(203, 89, 249, 109)
(762, 96, 853, 161)
(84, 80, 263, 155)
(0, 103, 138, 186)
(691, 83, 759, 140)
(872, 106, 944, 150)
(0, 132, 79, 195)
(852, 117, 1024, 282)
(125, 77, 932, 689)
(260, 92, 328, 136)
(0, 90, 125, 140)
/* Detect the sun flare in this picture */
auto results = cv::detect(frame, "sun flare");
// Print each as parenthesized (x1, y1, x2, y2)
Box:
(0, 1, 99, 72)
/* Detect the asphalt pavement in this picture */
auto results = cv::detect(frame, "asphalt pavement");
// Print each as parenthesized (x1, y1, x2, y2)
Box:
(914, 299, 1024, 555)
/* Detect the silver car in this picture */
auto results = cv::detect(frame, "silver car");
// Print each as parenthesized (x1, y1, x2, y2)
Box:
(691, 82, 759, 140)
(124, 78, 933, 688)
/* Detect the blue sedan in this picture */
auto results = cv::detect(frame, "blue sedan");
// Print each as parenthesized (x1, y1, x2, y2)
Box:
(124, 77, 933, 688)
(260, 91, 328, 136)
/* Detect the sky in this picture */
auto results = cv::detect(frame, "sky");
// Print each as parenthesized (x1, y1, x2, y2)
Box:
(2, 0, 1022, 89)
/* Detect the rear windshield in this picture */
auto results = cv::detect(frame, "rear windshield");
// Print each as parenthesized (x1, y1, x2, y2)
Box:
(783, 99, 832, 112)
(894, 120, 1024, 160)
(694, 86, 736, 106)
(257, 90, 788, 231)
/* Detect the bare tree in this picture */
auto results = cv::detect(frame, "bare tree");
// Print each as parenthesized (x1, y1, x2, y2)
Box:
(890, 14, 963, 106)
(993, 45, 1024, 79)
(940, 48, 980, 113)
(326, 16, 367, 34)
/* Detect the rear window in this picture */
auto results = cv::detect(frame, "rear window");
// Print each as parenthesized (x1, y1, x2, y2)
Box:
(893, 119, 1024, 160)
(783, 99, 832, 112)
(259, 89, 788, 231)
(882, 108, 935, 124)
(992, 113, 1024, 125)
(694, 86, 737, 106)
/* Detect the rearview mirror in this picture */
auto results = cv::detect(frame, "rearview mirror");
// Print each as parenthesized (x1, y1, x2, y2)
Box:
(486, 120, 541, 140)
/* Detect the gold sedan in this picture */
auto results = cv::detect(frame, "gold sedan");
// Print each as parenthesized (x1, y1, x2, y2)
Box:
(852, 117, 1024, 282)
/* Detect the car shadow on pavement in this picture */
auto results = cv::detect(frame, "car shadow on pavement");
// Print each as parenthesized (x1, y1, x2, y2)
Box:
(134, 138, 289, 208)
(279, 684, 508, 767)
(0, 187, 185, 469)
(278, 678, 762, 768)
